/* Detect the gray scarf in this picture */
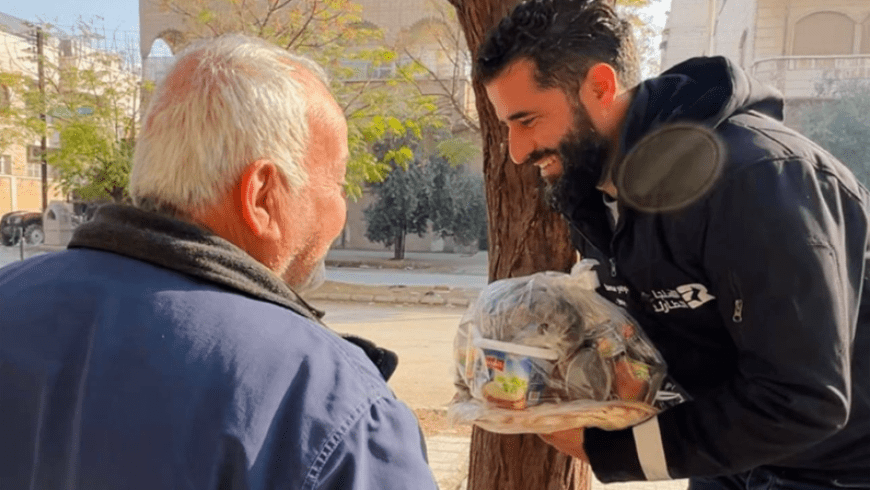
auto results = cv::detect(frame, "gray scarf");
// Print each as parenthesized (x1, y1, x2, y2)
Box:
(68, 204, 398, 380)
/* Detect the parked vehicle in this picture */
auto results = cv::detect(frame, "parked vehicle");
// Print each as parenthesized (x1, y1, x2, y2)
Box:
(0, 210, 44, 246)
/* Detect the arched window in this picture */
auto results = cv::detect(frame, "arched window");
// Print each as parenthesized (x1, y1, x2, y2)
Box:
(862, 16, 870, 54)
(793, 12, 855, 55)
(144, 38, 176, 83)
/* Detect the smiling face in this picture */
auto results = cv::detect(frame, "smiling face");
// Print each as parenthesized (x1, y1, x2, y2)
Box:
(485, 57, 614, 212)
(485, 58, 580, 182)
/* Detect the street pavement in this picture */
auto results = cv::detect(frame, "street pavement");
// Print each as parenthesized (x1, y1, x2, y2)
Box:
(1, 245, 688, 490)
(0, 242, 50, 268)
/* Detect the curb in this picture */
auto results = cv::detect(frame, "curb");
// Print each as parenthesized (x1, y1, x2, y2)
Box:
(306, 288, 477, 308)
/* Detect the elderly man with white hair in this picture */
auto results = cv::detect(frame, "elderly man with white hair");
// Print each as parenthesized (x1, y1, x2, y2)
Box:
(0, 34, 438, 489)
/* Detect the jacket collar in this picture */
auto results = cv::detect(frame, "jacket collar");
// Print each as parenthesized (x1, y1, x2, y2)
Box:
(68, 204, 325, 322)
(67, 204, 400, 381)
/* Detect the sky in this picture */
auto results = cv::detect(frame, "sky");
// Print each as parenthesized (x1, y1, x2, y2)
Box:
(3, 0, 672, 59)
(4, 0, 141, 35)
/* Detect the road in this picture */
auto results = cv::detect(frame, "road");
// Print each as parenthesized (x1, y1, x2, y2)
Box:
(326, 268, 487, 288)
(1, 246, 489, 290)
(0, 244, 47, 268)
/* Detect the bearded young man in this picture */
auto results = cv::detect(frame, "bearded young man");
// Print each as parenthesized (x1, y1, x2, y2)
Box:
(0, 35, 437, 489)
(477, 0, 870, 488)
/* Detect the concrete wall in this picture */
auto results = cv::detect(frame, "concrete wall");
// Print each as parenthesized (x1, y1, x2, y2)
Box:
(0, 177, 11, 213)
(754, 1, 870, 60)
(712, 0, 758, 68)
(662, 0, 758, 70)
(661, 0, 714, 70)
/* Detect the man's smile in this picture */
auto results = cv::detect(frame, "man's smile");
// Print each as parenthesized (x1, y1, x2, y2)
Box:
(535, 154, 562, 180)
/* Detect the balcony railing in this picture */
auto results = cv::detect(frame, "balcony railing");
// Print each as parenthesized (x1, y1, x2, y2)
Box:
(751, 54, 870, 99)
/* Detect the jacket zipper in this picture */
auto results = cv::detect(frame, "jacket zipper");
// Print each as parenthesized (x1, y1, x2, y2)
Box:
(567, 197, 625, 278)
(608, 201, 628, 278)
(729, 273, 744, 324)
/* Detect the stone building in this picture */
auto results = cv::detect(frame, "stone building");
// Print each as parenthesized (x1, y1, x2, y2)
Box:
(661, 0, 870, 126)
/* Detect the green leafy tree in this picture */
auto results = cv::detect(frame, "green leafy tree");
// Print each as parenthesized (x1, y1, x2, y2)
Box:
(1, 21, 143, 203)
(0, 71, 42, 154)
(799, 79, 870, 186)
(426, 152, 487, 249)
(158, 0, 448, 199)
(363, 135, 430, 259)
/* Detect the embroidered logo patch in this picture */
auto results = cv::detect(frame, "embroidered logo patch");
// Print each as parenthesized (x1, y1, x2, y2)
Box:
(675, 284, 716, 309)
(649, 284, 715, 313)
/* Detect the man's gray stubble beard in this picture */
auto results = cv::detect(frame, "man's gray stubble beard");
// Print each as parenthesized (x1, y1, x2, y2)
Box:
(293, 259, 326, 295)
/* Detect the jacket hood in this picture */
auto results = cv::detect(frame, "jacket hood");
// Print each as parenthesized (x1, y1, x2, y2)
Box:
(620, 56, 785, 155)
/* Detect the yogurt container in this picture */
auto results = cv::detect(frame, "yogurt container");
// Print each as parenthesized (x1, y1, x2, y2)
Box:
(473, 338, 559, 410)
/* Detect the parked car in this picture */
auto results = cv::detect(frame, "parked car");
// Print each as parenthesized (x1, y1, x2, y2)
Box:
(0, 210, 44, 246)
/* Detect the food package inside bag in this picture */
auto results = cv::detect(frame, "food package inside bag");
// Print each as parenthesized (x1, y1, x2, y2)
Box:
(448, 259, 668, 434)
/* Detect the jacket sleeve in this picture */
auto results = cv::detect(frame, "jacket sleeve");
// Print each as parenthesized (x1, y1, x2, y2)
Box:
(311, 396, 439, 490)
(585, 158, 868, 481)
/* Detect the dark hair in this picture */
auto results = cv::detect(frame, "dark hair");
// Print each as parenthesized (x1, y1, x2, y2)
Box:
(476, 0, 639, 95)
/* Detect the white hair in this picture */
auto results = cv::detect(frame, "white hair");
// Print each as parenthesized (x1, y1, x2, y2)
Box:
(131, 34, 330, 212)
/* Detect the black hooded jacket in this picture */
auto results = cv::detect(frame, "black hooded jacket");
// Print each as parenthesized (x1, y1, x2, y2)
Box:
(571, 57, 870, 483)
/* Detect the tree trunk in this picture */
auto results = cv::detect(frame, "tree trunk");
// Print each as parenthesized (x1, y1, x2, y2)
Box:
(394, 230, 405, 260)
(445, 0, 590, 488)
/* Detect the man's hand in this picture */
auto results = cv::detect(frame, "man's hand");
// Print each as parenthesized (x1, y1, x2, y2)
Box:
(539, 428, 589, 463)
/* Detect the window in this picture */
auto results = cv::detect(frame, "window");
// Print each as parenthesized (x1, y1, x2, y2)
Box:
(0, 155, 11, 175)
(793, 12, 855, 56)
(338, 60, 369, 81)
(27, 163, 41, 178)
(369, 63, 395, 79)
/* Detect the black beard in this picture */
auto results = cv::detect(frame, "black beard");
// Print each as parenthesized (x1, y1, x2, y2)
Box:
(544, 131, 611, 214)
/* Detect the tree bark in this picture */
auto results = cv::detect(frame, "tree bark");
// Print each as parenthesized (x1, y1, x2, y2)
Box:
(394, 229, 405, 260)
(445, 0, 589, 488)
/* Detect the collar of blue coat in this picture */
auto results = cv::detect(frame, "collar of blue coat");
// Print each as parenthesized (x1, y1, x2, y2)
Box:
(66, 203, 399, 381)
(68, 203, 326, 321)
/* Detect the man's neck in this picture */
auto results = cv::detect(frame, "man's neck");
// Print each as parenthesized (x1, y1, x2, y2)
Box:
(596, 87, 639, 200)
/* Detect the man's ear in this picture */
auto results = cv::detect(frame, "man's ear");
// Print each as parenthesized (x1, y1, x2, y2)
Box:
(579, 63, 620, 126)
(238, 160, 283, 240)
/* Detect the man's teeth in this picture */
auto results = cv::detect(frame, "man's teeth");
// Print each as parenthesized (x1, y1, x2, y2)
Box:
(537, 157, 555, 169)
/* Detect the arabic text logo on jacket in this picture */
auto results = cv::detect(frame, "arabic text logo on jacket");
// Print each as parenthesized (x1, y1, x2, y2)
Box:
(648, 284, 715, 313)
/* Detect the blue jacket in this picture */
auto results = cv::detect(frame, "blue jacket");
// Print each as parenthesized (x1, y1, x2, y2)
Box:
(567, 57, 870, 484)
(0, 205, 437, 489)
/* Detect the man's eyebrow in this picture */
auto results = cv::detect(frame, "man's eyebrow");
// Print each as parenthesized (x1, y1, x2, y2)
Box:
(507, 111, 535, 122)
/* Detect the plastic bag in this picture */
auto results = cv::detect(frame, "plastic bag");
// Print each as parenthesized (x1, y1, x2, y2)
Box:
(449, 260, 667, 434)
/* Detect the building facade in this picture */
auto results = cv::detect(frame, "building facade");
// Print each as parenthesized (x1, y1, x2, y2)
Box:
(0, 13, 64, 214)
(662, 0, 870, 125)
(0, 12, 140, 215)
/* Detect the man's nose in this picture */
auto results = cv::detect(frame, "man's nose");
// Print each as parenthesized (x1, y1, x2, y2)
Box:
(508, 129, 533, 165)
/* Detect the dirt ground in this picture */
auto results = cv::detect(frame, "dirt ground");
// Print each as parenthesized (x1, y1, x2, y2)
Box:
(414, 408, 473, 437)
(317, 301, 475, 437)
(308, 280, 482, 307)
